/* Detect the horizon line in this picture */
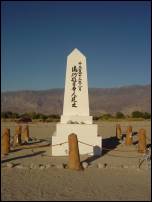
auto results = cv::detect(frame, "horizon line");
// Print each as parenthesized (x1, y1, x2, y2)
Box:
(1, 83, 151, 93)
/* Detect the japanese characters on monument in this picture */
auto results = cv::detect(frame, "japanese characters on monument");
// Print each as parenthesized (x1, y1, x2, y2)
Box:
(78, 62, 83, 91)
(71, 62, 83, 108)
(62, 48, 90, 118)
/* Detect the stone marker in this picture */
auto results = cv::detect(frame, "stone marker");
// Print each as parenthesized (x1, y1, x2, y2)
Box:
(52, 48, 102, 156)
(82, 161, 89, 169)
(16, 164, 26, 169)
(13, 125, 22, 147)
(138, 128, 147, 153)
(116, 124, 122, 140)
(30, 163, 37, 169)
(68, 133, 82, 170)
(56, 164, 65, 169)
(125, 126, 133, 145)
(6, 162, 14, 168)
(2, 128, 10, 155)
(97, 163, 104, 169)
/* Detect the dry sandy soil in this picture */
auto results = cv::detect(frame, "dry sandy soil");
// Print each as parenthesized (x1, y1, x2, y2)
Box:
(1, 120, 151, 201)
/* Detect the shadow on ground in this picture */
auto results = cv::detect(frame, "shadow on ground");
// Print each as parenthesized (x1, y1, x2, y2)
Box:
(1, 151, 46, 164)
(82, 136, 120, 165)
(82, 131, 140, 164)
(102, 136, 120, 156)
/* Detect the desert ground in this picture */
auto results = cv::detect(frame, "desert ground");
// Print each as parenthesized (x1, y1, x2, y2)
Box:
(1, 120, 151, 201)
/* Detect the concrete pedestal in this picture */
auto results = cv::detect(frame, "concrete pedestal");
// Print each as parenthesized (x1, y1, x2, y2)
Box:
(61, 115, 93, 124)
(52, 123, 102, 156)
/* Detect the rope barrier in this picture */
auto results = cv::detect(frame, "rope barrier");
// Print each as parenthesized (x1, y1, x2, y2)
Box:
(51, 142, 68, 147)
(8, 137, 152, 153)
(12, 141, 68, 150)
(7, 138, 151, 161)
(78, 140, 94, 147)
(1, 123, 151, 158)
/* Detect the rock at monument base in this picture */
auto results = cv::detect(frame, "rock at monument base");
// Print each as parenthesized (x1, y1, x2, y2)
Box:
(6, 163, 14, 168)
(56, 164, 65, 169)
(82, 162, 89, 169)
(61, 115, 92, 124)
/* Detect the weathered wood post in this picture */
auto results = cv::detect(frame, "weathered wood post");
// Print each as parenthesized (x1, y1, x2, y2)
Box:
(13, 125, 22, 147)
(116, 124, 122, 140)
(22, 125, 30, 143)
(68, 133, 82, 170)
(2, 128, 10, 155)
(125, 126, 133, 145)
(138, 128, 147, 153)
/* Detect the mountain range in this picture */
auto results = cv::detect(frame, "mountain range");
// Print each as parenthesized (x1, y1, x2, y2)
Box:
(1, 84, 151, 116)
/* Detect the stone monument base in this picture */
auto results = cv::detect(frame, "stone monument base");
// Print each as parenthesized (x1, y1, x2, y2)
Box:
(61, 115, 93, 124)
(51, 123, 102, 156)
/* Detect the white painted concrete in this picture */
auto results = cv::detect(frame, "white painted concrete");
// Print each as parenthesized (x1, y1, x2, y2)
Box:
(60, 115, 92, 124)
(52, 123, 102, 156)
(62, 48, 90, 118)
(52, 48, 102, 156)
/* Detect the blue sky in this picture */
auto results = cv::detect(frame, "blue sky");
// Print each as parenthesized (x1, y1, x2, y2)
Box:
(1, 1, 151, 91)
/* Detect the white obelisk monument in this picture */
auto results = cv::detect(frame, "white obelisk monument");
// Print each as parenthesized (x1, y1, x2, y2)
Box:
(52, 48, 102, 156)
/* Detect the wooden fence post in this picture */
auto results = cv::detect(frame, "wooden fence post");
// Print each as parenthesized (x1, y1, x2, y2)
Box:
(2, 128, 10, 155)
(125, 126, 133, 145)
(138, 128, 147, 153)
(22, 125, 30, 143)
(68, 133, 82, 170)
(116, 124, 122, 140)
(13, 125, 22, 147)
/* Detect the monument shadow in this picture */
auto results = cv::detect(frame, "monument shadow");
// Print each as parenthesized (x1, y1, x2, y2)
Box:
(82, 136, 121, 164)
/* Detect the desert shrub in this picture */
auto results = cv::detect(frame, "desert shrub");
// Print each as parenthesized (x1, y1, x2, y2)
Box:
(100, 113, 113, 120)
(30, 113, 48, 120)
(132, 111, 144, 118)
(1, 111, 19, 119)
(41, 115, 48, 122)
(12, 113, 20, 118)
(17, 116, 32, 123)
(27, 112, 37, 119)
(19, 113, 30, 118)
(32, 113, 40, 119)
(1, 111, 13, 118)
(1, 111, 12, 118)
(93, 116, 100, 121)
(45, 118, 54, 122)
(115, 112, 125, 119)
(142, 112, 151, 119)
(48, 114, 60, 119)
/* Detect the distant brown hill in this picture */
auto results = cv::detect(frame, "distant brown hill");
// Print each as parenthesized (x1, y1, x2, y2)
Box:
(1, 85, 151, 116)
